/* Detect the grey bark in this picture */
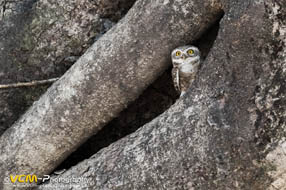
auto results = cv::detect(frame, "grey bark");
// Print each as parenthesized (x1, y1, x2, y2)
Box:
(34, 0, 286, 189)
(0, 0, 223, 189)
(0, 0, 134, 134)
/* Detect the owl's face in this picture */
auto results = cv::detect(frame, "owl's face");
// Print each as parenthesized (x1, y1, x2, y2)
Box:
(171, 46, 200, 68)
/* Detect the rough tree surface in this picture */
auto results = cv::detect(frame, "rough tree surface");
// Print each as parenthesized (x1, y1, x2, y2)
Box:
(35, 0, 286, 189)
(0, 0, 223, 189)
(55, 18, 220, 171)
(0, 0, 135, 134)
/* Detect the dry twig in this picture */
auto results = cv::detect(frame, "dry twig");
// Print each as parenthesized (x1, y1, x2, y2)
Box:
(0, 78, 59, 89)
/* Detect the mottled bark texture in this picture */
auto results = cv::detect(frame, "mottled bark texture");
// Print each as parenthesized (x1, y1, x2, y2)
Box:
(55, 19, 220, 171)
(0, 0, 135, 134)
(35, 0, 285, 189)
(0, 0, 223, 189)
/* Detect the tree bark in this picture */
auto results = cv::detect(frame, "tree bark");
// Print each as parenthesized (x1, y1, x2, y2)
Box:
(0, 0, 134, 134)
(34, 0, 286, 189)
(0, 0, 223, 189)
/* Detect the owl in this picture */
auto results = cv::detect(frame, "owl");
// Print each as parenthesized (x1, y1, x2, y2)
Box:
(171, 45, 201, 96)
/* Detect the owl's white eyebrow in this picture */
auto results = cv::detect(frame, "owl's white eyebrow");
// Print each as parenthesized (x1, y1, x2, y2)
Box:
(186, 48, 196, 51)
(173, 50, 182, 54)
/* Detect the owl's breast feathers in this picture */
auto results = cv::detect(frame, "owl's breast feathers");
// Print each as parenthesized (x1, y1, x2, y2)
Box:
(172, 67, 197, 93)
(179, 72, 196, 92)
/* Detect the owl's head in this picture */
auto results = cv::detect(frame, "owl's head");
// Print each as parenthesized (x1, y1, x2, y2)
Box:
(171, 45, 200, 67)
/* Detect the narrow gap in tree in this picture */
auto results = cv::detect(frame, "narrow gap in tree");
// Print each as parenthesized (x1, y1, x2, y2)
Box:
(54, 16, 222, 172)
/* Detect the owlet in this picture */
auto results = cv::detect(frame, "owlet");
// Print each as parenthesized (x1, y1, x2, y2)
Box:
(171, 45, 201, 96)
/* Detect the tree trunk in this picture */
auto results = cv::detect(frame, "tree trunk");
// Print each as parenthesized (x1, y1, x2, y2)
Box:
(34, 0, 286, 189)
(0, 0, 223, 189)
(0, 0, 135, 134)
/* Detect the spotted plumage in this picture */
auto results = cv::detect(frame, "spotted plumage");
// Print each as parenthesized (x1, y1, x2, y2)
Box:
(171, 45, 201, 96)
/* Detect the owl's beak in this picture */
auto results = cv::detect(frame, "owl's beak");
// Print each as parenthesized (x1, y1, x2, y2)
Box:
(182, 55, 186, 60)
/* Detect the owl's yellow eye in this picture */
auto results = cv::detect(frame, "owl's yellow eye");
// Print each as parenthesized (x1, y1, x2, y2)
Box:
(175, 51, 181, 56)
(187, 49, 194, 55)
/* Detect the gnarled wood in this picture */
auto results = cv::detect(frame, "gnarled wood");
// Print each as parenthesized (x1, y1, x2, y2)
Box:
(37, 0, 286, 189)
(0, 0, 135, 134)
(0, 0, 223, 189)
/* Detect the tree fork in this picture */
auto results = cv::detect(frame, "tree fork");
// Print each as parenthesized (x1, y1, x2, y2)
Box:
(0, 0, 223, 189)
(38, 0, 286, 189)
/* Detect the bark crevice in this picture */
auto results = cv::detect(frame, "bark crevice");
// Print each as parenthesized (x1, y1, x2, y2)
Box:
(0, 1, 223, 189)
(54, 15, 224, 172)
